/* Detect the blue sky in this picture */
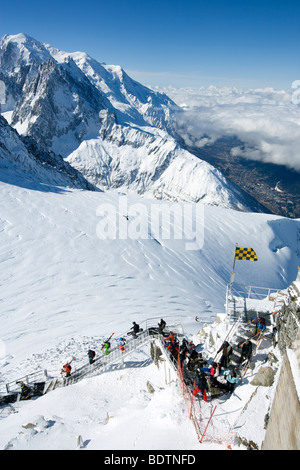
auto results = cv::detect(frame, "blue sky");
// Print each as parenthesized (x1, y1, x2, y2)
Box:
(1, 0, 299, 89)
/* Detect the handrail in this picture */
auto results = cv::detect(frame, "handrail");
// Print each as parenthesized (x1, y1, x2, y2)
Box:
(2, 369, 49, 394)
(0, 316, 219, 397)
(228, 283, 282, 300)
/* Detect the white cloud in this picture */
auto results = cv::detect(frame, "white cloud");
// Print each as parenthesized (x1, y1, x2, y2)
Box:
(160, 86, 300, 172)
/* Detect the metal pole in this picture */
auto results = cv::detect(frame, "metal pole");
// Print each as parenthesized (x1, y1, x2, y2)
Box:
(190, 380, 195, 419)
(200, 405, 217, 444)
(229, 243, 238, 295)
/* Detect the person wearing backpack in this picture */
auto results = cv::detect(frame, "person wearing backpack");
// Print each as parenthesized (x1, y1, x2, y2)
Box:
(61, 362, 72, 377)
(217, 341, 232, 368)
(88, 349, 96, 364)
(253, 317, 266, 337)
(223, 369, 239, 394)
(102, 341, 110, 355)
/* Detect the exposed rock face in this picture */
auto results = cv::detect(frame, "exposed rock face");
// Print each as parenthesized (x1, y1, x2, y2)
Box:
(250, 366, 276, 387)
(261, 273, 300, 450)
(0, 115, 95, 191)
(276, 278, 300, 354)
(10, 58, 110, 156)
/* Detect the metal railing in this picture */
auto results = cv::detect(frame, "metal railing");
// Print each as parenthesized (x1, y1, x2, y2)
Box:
(227, 283, 281, 301)
(2, 369, 49, 394)
(226, 283, 282, 323)
(1, 317, 186, 396)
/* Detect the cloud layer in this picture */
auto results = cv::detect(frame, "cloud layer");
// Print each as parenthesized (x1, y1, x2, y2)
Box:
(159, 86, 300, 172)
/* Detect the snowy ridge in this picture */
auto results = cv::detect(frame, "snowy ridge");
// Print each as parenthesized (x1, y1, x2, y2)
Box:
(67, 121, 265, 210)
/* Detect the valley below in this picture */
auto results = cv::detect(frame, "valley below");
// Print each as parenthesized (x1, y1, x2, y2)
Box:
(187, 137, 300, 218)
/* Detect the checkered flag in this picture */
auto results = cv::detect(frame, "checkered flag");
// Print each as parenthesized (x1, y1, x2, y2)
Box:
(234, 246, 258, 261)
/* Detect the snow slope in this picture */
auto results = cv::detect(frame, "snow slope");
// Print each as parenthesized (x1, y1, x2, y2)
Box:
(0, 178, 299, 450)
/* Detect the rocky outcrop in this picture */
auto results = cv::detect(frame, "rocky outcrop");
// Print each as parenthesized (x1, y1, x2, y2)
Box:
(261, 271, 300, 450)
(0, 115, 95, 191)
(276, 277, 300, 353)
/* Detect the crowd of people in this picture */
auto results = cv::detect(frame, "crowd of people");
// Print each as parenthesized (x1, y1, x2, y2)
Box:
(61, 322, 144, 377)
(59, 315, 269, 402)
(159, 316, 269, 402)
(6, 314, 270, 406)
(160, 325, 239, 401)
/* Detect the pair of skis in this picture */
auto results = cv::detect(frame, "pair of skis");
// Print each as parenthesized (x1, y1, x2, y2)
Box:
(101, 332, 114, 350)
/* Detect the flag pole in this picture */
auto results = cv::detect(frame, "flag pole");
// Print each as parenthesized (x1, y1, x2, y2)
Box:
(229, 243, 238, 295)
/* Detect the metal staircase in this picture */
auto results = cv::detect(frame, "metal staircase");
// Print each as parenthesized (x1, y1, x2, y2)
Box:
(1, 317, 186, 403)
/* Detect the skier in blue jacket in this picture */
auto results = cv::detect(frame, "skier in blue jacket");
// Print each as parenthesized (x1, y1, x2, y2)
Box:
(251, 316, 266, 337)
(223, 369, 239, 394)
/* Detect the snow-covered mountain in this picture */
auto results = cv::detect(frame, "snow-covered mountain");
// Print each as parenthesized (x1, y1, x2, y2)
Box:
(0, 33, 178, 155)
(0, 115, 95, 191)
(66, 121, 267, 210)
(0, 33, 266, 212)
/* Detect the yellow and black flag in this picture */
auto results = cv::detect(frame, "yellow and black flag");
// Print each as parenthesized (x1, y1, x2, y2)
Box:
(234, 246, 258, 262)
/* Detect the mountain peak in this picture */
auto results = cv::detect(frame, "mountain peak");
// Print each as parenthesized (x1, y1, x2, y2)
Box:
(0, 32, 53, 70)
(2, 32, 33, 44)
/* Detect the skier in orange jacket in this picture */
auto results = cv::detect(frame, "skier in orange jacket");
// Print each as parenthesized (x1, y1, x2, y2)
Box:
(163, 331, 176, 344)
(61, 362, 72, 377)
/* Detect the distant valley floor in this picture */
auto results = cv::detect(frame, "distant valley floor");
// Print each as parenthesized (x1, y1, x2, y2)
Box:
(187, 137, 300, 218)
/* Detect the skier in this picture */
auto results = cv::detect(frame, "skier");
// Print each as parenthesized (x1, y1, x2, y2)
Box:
(17, 381, 33, 400)
(236, 339, 252, 364)
(163, 331, 176, 349)
(192, 372, 209, 402)
(61, 362, 72, 377)
(117, 337, 126, 352)
(101, 333, 114, 354)
(102, 341, 111, 355)
(88, 349, 96, 364)
(179, 338, 188, 364)
(251, 316, 266, 337)
(223, 369, 239, 394)
(128, 321, 140, 337)
(158, 318, 166, 334)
